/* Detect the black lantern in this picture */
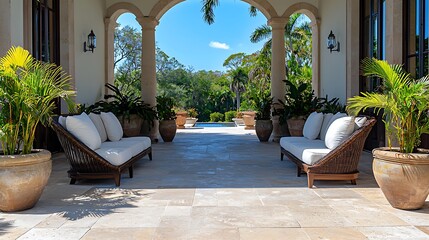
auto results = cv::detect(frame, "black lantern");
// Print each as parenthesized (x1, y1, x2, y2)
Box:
(327, 30, 340, 53)
(84, 30, 96, 53)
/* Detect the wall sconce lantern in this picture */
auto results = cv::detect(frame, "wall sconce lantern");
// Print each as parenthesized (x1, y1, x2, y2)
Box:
(327, 30, 340, 53)
(84, 30, 96, 53)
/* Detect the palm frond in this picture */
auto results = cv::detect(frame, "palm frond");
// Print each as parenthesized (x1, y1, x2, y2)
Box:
(346, 92, 388, 116)
(201, 0, 219, 25)
(249, 6, 257, 17)
(250, 25, 271, 43)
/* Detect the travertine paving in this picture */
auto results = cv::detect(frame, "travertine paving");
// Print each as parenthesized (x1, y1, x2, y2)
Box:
(1, 126, 429, 239)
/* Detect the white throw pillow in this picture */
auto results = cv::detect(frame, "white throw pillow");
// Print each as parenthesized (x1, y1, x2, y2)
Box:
(100, 112, 123, 141)
(319, 113, 333, 141)
(325, 116, 355, 150)
(58, 116, 67, 129)
(303, 112, 324, 140)
(354, 116, 367, 130)
(66, 113, 101, 150)
(89, 113, 108, 142)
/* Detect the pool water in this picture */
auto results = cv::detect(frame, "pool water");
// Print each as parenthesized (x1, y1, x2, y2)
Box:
(194, 122, 236, 127)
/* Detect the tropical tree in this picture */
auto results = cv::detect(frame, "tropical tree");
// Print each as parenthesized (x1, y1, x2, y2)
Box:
(250, 13, 312, 81)
(229, 68, 248, 110)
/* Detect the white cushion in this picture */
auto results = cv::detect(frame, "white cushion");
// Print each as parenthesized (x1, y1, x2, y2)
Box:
(58, 116, 67, 129)
(66, 113, 101, 150)
(96, 136, 151, 166)
(280, 137, 331, 165)
(95, 145, 133, 166)
(100, 112, 123, 141)
(89, 113, 108, 142)
(354, 116, 367, 130)
(325, 116, 355, 150)
(303, 112, 324, 140)
(319, 113, 333, 141)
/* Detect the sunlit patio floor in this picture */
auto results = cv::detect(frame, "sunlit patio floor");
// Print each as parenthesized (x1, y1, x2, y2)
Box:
(2, 126, 429, 239)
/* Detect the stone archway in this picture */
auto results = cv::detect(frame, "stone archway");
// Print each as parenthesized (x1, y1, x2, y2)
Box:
(282, 3, 321, 97)
(149, 0, 279, 21)
(105, 3, 145, 95)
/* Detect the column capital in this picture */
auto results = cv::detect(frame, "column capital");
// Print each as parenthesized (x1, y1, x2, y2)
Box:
(105, 18, 118, 30)
(137, 16, 159, 30)
(268, 17, 287, 30)
(310, 18, 321, 28)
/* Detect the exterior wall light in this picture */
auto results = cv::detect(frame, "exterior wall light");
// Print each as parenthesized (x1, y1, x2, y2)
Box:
(84, 30, 96, 53)
(327, 30, 340, 53)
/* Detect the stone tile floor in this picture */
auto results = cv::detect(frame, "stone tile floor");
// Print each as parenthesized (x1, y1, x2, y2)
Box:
(1, 126, 429, 239)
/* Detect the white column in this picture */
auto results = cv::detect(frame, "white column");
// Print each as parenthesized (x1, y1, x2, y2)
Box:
(0, 0, 12, 56)
(385, 0, 403, 64)
(138, 17, 159, 140)
(346, 0, 360, 99)
(310, 20, 320, 97)
(105, 17, 117, 95)
(269, 17, 287, 142)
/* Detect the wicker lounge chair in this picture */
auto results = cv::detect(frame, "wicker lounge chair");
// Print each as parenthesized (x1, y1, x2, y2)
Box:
(281, 117, 376, 188)
(51, 116, 152, 186)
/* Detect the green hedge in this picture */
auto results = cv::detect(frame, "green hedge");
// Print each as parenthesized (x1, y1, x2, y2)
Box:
(224, 111, 237, 122)
(210, 112, 224, 122)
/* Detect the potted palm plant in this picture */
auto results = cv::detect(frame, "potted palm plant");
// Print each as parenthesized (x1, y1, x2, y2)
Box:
(0, 47, 75, 212)
(156, 95, 177, 142)
(347, 58, 429, 210)
(252, 92, 273, 142)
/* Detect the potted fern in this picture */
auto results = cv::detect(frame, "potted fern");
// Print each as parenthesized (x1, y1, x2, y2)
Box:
(347, 58, 429, 210)
(251, 91, 273, 142)
(0, 47, 75, 212)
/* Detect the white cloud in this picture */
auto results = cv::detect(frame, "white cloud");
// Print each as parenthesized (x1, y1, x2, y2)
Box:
(209, 41, 230, 50)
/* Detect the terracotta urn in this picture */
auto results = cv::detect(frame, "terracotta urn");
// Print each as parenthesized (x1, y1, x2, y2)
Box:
(0, 149, 52, 212)
(372, 147, 429, 210)
(242, 111, 256, 130)
(175, 112, 188, 129)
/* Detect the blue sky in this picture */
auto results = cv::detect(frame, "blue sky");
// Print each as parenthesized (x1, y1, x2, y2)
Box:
(117, 0, 267, 72)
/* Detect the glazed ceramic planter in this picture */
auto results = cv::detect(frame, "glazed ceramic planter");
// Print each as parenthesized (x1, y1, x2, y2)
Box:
(287, 118, 306, 136)
(0, 149, 52, 212)
(255, 120, 273, 142)
(372, 147, 429, 210)
(119, 114, 143, 137)
(185, 118, 198, 127)
(159, 119, 177, 142)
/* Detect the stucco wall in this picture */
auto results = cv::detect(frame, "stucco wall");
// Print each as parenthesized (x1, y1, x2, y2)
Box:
(106, 0, 158, 16)
(74, 0, 106, 105)
(319, 0, 347, 103)
(269, 0, 319, 16)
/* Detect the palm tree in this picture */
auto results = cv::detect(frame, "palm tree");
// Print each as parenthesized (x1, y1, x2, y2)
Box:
(250, 13, 312, 68)
(229, 68, 248, 110)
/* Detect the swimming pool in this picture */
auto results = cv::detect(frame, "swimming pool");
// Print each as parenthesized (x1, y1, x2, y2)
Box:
(194, 122, 236, 127)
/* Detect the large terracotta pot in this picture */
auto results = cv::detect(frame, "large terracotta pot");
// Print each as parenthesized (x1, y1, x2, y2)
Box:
(176, 112, 188, 129)
(119, 114, 143, 137)
(287, 118, 306, 136)
(255, 120, 273, 142)
(0, 149, 52, 212)
(242, 111, 256, 130)
(159, 119, 177, 142)
(373, 147, 429, 210)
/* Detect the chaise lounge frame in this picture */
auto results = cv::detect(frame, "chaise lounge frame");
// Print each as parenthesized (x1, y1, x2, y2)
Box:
(51, 116, 152, 186)
(281, 117, 376, 188)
